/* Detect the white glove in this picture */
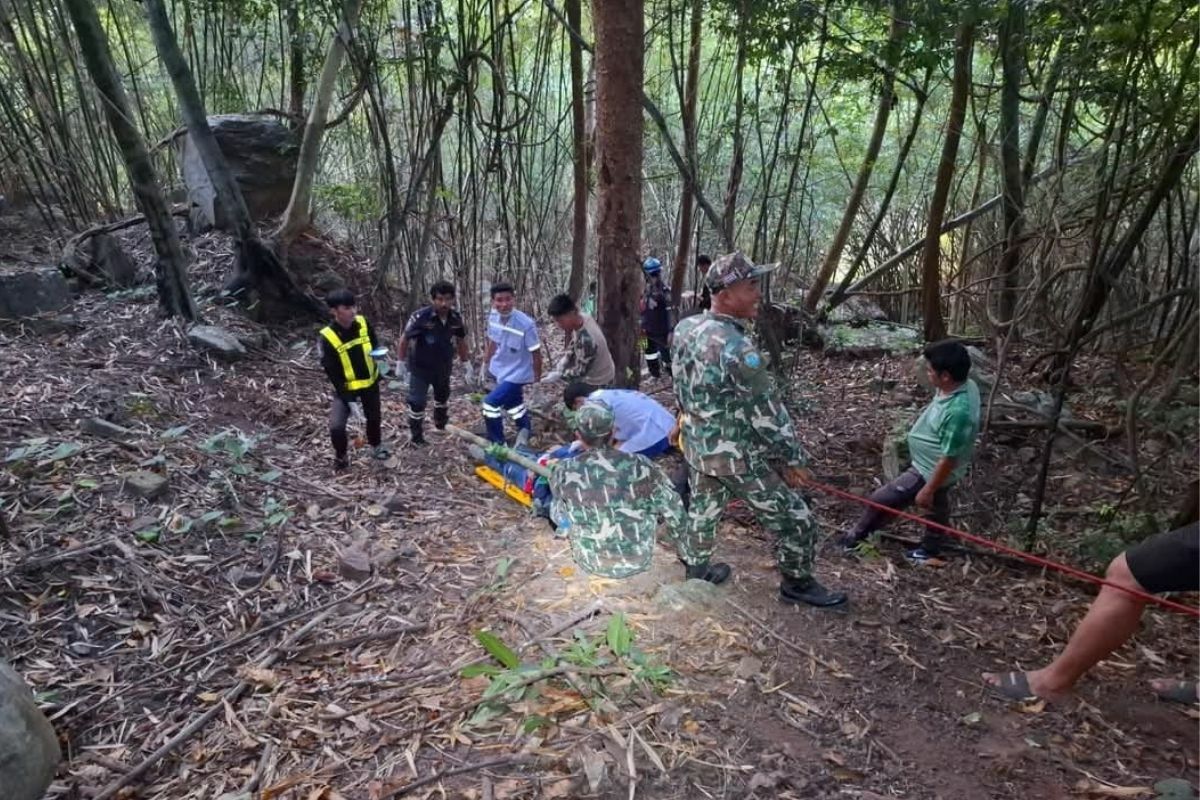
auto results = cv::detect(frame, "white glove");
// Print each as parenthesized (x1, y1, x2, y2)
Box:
(392, 360, 409, 382)
(554, 355, 569, 372)
(463, 362, 476, 385)
(541, 370, 562, 384)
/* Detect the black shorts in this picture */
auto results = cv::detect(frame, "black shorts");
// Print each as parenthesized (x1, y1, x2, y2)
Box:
(1125, 523, 1200, 594)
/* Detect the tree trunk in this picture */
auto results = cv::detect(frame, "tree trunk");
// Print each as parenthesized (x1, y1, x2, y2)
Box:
(995, 0, 1026, 332)
(721, 0, 748, 247)
(564, 0, 588, 302)
(593, 0, 644, 387)
(804, 0, 906, 312)
(920, 15, 974, 343)
(669, 0, 702, 308)
(63, 0, 196, 321)
(142, 0, 320, 321)
(287, 0, 305, 126)
(278, 0, 365, 246)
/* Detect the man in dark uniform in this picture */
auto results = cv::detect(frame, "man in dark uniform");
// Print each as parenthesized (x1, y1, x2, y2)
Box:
(319, 289, 387, 470)
(398, 280, 470, 445)
(639, 257, 673, 378)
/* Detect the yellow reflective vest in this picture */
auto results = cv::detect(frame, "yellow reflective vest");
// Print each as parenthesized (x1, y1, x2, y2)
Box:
(319, 315, 378, 392)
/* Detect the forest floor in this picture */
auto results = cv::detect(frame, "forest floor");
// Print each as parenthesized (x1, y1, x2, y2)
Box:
(1, 226, 1198, 800)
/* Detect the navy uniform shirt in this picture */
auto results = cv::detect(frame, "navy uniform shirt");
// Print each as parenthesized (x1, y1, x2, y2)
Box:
(403, 306, 467, 371)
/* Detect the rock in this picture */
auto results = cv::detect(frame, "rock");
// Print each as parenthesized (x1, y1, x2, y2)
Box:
(825, 294, 888, 325)
(226, 566, 261, 589)
(653, 579, 719, 611)
(338, 546, 372, 581)
(381, 493, 408, 514)
(177, 115, 298, 232)
(0, 658, 61, 800)
(123, 470, 168, 500)
(1152, 778, 1196, 800)
(881, 416, 911, 480)
(869, 377, 898, 393)
(235, 330, 270, 350)
(78, 417, 136, 443)
(77, 233, 138, 288)
(822, 321, 921, 358)
(0, 269, 71, 319)
(188, 325, 247, 361)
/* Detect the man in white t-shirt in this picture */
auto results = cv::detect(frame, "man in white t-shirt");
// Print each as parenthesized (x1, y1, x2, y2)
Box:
(563, 382, 676, 458)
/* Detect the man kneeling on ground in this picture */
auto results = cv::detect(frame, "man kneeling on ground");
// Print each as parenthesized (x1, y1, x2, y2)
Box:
(548, 402, 686, 578)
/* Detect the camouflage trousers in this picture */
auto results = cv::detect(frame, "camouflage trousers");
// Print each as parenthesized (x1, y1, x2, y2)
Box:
(679, 470, 817, 580)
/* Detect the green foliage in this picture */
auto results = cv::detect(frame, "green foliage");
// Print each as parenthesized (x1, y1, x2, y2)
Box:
(1075, 507, 1165, 571)
(462, 614, 673, 730)
(314, 183, 382, 223)
(5, 438, 83, 469)
(202, 429, 259, 460)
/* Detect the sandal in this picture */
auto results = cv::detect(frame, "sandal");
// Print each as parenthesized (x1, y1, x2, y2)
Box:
(984, 671, 1037, 701)
(1151, 679, 1198, 705)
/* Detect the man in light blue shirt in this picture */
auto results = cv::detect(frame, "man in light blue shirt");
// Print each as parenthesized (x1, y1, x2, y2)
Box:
(482, 282, 542, 443)
(563, 382, 676, 458)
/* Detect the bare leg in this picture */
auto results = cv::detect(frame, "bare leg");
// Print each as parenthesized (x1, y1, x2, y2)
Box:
(984, 553, 1148, 700)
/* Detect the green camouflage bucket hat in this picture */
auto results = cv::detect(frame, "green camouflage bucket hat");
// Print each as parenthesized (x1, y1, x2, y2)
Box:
(574, 401, 615, 442)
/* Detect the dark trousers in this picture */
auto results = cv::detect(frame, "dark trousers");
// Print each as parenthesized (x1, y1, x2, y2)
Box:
(330, 384, 381, 456)
(847, 466, 951, 554)
(644, 334, 672, 377)
(408, 364, 451, 432)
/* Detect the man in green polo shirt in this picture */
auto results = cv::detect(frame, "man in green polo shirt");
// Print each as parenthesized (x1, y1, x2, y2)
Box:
(839, 340, 980, 562)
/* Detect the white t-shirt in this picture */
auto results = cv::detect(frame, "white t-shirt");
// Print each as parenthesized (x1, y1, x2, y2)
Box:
(590, 389, 675, 454)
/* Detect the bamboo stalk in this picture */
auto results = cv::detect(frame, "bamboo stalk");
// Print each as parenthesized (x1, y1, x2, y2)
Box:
(444, 424, 552, 479)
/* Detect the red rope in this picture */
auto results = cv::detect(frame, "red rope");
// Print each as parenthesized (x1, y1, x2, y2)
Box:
(804, 479, 1200, 619)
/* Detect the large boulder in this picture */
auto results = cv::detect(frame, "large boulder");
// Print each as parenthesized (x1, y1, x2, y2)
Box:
(177, 115, 299, 232)
(0, 659, 61, 800)
(0, 269, 71, 319)
(63, 233, 139, 288)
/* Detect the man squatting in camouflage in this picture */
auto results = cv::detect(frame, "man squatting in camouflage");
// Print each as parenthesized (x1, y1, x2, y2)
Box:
(549, 402, 686, 578)
(672, 252, 848, 607)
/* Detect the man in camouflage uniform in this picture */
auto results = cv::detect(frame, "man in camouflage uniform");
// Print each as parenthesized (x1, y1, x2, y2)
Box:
(549, 402, 685, 578)
(672, 252, 847, 607)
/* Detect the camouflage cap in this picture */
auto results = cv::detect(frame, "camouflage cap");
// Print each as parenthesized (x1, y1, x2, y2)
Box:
(705, 251, 776, 290)
(573, 401, 615, 442)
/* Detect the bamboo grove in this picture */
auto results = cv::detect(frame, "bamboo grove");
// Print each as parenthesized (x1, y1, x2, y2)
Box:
(0, 0, 1196, 375)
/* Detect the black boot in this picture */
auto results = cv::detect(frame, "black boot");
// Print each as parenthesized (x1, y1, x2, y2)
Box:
(410, 421, 426, 445)
(779, 576, 847, 607)
(334, 452, 349, 471)
(433, 405, 449, 431)
(685, 562, 731, 585)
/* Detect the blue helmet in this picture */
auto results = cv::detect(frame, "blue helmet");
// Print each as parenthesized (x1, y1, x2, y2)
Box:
(642, 257, 662, 275)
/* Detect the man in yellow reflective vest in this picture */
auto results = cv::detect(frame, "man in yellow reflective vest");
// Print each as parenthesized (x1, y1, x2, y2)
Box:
(319, 289, 388, 470)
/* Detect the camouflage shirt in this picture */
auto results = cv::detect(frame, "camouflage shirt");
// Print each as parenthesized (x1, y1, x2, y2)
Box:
(549, 447, 685, 578)
(671, 310, 806, 476)
(562, 313, 616, 386)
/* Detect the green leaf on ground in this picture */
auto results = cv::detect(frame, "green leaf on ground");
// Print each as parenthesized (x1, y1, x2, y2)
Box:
(474, 629, 520, 669)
